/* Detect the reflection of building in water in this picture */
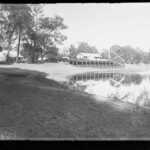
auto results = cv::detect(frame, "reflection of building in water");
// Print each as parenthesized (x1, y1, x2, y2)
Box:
(70, 72, 146, 87)
(70, 72, 124, 82)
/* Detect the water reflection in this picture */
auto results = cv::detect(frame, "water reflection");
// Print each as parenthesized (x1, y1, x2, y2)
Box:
(69, 72, 150, 107)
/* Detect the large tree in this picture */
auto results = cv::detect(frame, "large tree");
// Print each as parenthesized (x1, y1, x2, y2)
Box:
(108, 45, 150, 64)
(69, 44, 77, 58)
(39, 15, 67, 61)
(0, 4, 16, 62)
(0, 4, 34, 62)
(77, 42, 99, 54)
(21, 5, 68, 63)
(109, 45, 134, 64)
(22, 28, 43, 62)
(68, 42, 99, 59)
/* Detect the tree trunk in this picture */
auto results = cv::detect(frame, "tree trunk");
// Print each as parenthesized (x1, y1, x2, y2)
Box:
(41, 50, 45, 63)
(6, 28, 15, 64)
(6, 37, 13, 64)
(41, 45, 46, 63)
(17, 29, 21, 63)
(41, 52, 44, 62)
(6, 42, 11, 63)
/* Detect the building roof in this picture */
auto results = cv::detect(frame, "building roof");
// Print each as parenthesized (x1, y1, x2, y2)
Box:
(77, 53, 101, 57)
(62, 56, 69, 59)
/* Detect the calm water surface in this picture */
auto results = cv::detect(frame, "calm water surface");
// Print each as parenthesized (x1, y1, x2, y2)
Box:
(69, 72, 150, 107)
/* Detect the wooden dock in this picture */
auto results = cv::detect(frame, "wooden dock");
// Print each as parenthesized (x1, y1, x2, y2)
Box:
(69, 59, 125, 68)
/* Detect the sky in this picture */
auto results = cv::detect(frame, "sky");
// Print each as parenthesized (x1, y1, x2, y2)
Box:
(43, 3, 150, 52)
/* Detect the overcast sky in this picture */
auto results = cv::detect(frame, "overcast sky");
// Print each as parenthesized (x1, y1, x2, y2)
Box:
(43, 3, 150, 52)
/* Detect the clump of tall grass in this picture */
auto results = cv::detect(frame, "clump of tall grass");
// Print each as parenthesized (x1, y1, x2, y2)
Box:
(109, 89, 150, 107)
(135, 90, 150, 106)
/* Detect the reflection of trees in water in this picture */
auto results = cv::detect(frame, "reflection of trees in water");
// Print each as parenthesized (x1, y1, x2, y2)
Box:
(110, 74, 143, 86)
(111, 89, 150, 107)
(112, 74, 144, 85)
(70, 72, 150, 107)
(122, 74, 144, 85)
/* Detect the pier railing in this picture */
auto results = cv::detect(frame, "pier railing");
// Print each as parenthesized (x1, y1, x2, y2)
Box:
(69, 59, 125, 68)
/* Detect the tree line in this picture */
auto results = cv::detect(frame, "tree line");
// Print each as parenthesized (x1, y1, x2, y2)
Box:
(0, 4, 68, 63)
(101, 45, 150, 64)
(68, 42, 99, 58)
(0, 4, 149, 65)
(68, 43, 150, 64)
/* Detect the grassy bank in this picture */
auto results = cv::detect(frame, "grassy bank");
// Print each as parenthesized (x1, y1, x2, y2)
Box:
(0, 68, 149, 139)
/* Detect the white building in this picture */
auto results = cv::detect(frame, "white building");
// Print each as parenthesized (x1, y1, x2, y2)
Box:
(0, 50, 23, 62)
(76, 53, 105, 61)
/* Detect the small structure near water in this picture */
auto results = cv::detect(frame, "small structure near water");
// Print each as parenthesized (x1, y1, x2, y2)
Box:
(70, 52, 125, 68)
(61, 56, 69, 62)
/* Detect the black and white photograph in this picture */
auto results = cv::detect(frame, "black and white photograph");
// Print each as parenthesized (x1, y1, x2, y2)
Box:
(0, 3, 150, 140)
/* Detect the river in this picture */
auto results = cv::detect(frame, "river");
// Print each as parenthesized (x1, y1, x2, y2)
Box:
(69, 71, 150, 107)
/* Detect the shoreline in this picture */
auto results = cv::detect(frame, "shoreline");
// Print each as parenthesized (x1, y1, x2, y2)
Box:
(0, 62, 149, 83)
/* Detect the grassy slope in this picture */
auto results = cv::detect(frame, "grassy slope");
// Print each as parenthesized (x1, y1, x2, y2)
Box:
(0, 68, 150, 139)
